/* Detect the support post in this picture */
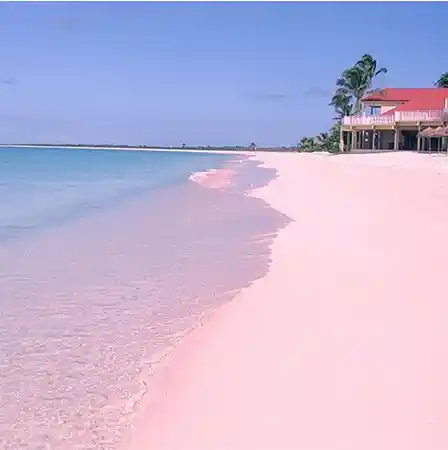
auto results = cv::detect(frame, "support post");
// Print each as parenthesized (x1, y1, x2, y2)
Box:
(351, 130, 356, 151)
(339, 126, 344, 152)
(394, 127, 400, 151)
(417, 123, 422, 152)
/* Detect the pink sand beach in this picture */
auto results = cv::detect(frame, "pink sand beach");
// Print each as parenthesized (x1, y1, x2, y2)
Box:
(129, 151, 448, 450)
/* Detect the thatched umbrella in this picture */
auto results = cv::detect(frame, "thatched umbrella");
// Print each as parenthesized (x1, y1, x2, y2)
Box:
(418, 127, 434, 153)
(443, 126, 448, 153)
(424, 126, 447, 154)
(433, 126, 445, 137)
(418, 128, 432, 152)
(418, 127, 448, 153)
(418, 127, 435, 137)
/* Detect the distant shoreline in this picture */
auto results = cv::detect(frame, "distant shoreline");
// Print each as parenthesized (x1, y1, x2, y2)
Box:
(0, 144, 257, 155)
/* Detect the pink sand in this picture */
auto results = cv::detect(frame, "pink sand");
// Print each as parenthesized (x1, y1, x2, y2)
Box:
(128, 151, 448, 450)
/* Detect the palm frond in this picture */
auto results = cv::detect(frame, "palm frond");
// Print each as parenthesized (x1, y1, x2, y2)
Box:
(435, 72, 448, 88)
(375, 67, 388, 76)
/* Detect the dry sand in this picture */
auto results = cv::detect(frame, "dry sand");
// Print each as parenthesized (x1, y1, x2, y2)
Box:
(128, 151, 448, 450)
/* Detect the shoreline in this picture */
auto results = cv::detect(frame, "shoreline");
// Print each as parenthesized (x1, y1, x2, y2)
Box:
(0, 153, 283, 449)
(123, 155, 287, 449)
(128, 151, 448, 450)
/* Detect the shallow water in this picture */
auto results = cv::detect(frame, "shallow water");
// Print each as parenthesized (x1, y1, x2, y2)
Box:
(0, 149, 289, 449)
(0, 147, 233, 242)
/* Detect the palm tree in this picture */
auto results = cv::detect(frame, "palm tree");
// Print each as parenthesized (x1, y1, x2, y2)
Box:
(335, 67, 367, 114)
(335, 102, 354, 121)
(330, 90, 354, 121)
(355, 54, 388, 91)
(435, 72, 448, 88)
(334, 54, 388, 114)
(316, 132, 329, 146)
(327, 123, 342, 152)
(298, 137, 317, 152)
(249, 142, 256, 151)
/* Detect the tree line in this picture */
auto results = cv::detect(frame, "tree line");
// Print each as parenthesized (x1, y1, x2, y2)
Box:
(298, 55, 448, 153)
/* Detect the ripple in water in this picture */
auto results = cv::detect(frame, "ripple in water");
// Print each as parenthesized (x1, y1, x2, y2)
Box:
(0, 158, 290, 449)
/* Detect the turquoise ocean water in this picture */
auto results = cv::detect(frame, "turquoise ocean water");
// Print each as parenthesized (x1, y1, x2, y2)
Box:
(0, 147, 232, 241)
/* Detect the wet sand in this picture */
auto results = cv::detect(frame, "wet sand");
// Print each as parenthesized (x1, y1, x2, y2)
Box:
(129, 151, 448, 450)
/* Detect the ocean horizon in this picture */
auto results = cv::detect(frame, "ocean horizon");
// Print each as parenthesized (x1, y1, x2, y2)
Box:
(0, 146, 288, 449)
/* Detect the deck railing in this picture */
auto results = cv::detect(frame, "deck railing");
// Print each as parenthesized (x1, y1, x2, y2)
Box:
(342, 115, 394, 126)
(343, 109, 448, 126)
(395, 110, 447, 122)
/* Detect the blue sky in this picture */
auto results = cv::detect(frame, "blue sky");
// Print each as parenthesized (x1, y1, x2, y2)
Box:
(0, 2, 446, 147)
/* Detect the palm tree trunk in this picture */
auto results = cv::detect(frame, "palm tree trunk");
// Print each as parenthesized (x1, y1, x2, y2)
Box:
(355, 97, 362, 114)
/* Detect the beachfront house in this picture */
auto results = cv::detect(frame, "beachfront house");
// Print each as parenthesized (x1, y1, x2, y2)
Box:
(340, 88, 448, 152)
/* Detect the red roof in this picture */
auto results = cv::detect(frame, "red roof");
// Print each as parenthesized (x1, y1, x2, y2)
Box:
(363, 88, 448, 116)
